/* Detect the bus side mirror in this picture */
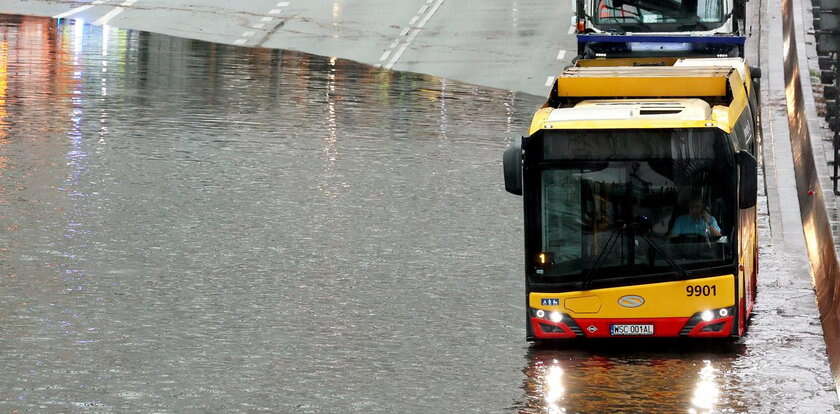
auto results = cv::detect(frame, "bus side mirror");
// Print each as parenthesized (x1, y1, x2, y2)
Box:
(737, 151, 757, 208)
(503, 141, 523, 196)
(750, 66, 762, 80)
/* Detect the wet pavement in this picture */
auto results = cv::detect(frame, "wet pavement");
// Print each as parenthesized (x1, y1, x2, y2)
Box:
(0, 15, 838, 413)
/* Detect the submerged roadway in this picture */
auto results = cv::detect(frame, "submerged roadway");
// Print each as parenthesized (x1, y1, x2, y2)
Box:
(0, 0, 838, 413)
(0, 0, 576, 96)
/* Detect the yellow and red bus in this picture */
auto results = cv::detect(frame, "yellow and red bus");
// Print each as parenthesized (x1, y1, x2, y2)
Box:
(503, 57, 759, 339)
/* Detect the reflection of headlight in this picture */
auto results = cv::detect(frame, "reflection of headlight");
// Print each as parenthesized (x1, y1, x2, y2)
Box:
(549, 311, 563, 323)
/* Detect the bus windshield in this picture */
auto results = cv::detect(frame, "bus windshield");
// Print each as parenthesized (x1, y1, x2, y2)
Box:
(535, 128, 735, 280)
(591, 0, 727, 32)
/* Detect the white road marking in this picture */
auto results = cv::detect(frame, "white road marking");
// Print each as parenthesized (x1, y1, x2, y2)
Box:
(416, 0, 445, 31)
(557, 49, 567, 60)
(568, 25, 576, 34)
(545, 76, 555, 86)
(236, 1, 290, 48)
(379, 50, 391, 61)
(384, 0, 445, 70)
(53, 0, 107, 19)
(54, 5, 94, 19)
(93, 0, 137, 26)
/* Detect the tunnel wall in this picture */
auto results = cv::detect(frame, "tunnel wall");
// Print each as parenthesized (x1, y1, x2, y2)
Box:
(781, 0, 840, 397)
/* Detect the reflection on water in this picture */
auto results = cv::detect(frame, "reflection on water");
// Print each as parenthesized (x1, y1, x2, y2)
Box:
(0, 13, 543, 413)
(518, 342, 737, 413)
(689, 361, 719, 414)
(542, 360, 567, 414)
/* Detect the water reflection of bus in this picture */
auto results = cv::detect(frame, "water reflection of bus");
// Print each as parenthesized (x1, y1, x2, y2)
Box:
(503, 57, 759, 340)
(519, 346, 733, 413)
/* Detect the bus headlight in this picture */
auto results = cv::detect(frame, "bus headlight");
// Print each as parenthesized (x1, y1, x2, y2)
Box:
(531, 309, 567, 323)
(681, 306, 736, 336)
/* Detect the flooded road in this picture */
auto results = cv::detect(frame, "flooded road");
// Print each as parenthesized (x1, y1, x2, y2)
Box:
(0, 15, 837, 413)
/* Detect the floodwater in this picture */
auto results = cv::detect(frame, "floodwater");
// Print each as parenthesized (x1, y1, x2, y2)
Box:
(0, 15, 837, 413)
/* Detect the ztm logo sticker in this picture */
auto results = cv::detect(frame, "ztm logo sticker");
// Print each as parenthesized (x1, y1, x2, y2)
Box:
(617, 295, 645, 308)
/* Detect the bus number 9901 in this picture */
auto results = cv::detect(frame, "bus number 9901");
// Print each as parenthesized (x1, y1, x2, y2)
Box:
(686, 285, 716, 296)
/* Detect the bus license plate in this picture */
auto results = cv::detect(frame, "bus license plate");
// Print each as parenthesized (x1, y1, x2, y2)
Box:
(610, 324, 654, 336)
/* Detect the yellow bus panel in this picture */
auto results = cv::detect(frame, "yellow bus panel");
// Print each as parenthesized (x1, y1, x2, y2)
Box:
(529, 275, 735, 318)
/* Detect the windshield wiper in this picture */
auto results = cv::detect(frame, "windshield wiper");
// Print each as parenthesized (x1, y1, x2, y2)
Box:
(581, 219, 689, 289)
(676, 20, 713, 31)
(635, 228, 689, 280)
(581, 222, 627, 289)
(618, 22, 654, 32)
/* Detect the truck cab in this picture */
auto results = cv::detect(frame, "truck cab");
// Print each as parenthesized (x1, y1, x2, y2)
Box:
(574, 0, 748, 57)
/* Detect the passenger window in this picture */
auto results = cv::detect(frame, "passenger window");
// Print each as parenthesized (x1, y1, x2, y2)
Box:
(735, 105, 754, 153)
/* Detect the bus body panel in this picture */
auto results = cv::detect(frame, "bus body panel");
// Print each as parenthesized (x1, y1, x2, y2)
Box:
(529, 274, 735, 318)
(528, 275, 737, 338)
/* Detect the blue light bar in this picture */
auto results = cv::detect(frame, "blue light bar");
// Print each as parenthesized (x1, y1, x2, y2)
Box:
(577, 34, 746, 45)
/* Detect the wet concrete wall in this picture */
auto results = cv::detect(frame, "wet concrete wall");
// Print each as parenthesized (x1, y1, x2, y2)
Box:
(780, 0, 840, 397)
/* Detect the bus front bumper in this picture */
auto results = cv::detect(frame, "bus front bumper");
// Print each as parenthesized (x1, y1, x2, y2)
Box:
(530, 311, 735, 339)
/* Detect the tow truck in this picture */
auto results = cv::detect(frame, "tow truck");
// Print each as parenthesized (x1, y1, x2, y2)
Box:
(573, 0, 749, 57)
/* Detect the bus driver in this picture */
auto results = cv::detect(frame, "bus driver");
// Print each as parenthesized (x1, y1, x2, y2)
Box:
(669, 199, 722, 239)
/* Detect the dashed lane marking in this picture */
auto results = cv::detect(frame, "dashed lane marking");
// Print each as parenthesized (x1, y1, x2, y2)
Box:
(53, 0, 106, 19)
(380, 0, 446, 70)
(234, 3, 289, 46)
(93, 0, 138, 26)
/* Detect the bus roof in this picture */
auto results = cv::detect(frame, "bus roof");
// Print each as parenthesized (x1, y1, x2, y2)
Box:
(532, 57, 752, 135)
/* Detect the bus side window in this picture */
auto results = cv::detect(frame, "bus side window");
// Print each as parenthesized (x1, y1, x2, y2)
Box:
(735, 105, 755, 154)
(732, 118, 746, 151)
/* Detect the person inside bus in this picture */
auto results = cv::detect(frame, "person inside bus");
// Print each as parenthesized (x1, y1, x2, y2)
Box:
(669, 198, 722, 239)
